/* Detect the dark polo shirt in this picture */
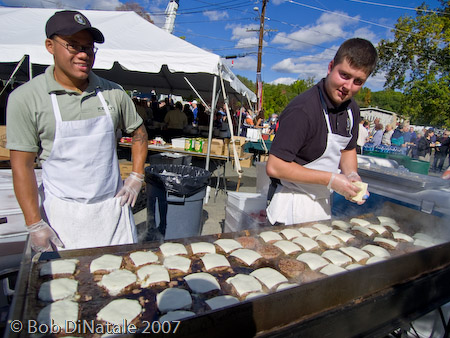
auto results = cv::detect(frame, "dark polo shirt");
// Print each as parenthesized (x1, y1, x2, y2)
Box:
(270, 79, 360, 166)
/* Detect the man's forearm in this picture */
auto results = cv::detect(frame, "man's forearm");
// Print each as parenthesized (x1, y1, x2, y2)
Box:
(340, 149, 358, 176)
(10, 150, 41, 226)
(131, 124, 148, 174)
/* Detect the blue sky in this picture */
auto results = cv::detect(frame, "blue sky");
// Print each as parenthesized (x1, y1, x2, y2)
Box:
(0, 0, 442, 91)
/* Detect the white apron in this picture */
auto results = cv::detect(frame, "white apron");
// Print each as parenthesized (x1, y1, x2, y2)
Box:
(267, 90, 354, 225)
(41, 90, 137, 250)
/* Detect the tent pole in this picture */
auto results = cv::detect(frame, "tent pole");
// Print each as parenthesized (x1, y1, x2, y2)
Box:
(0, 55, 27, 99)
(218, 71, 243, 191)
(184, 76, 211, 111)
(203, 76, 218, 204)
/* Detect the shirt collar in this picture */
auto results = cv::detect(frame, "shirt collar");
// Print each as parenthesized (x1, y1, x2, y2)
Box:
(45, 65, 101, 95)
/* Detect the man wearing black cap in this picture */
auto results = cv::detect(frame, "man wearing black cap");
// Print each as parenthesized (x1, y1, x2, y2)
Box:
(6, 10, 148, 252)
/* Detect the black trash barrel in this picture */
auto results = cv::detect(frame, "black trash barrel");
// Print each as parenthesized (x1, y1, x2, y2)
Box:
(145, 164, 211, 241)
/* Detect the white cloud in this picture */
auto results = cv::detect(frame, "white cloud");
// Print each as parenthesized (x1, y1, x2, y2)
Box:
(352, 27, 377, 42)
(272, 11, 358, 50)
(226, 23, 259, 40)
(203, 10, 229, 21)
(270, 77, 297, 85)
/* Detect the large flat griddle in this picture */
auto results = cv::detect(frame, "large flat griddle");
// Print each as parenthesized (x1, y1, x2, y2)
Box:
(6, 202, 450, 338)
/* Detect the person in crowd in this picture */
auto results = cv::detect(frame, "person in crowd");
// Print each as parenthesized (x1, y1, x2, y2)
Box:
(266, 38, 377, 225)
(417, 129, 435, 162)
(153, 98, 168, 130)
(6, 10, 148, 252)
(245, 110, 255, 126)
(356, 120, 369, 154)
(431, 130, 449, 172)
(196, 103, 209, 127)
(390, 123, 406, 146)
(372, 123, 384, 146)
(268, 114, 278, 135)
(217, 110, 231, 138)
(191, 100, 198, 121)
(381, 124, 394, 145)
(164, 101, 187, 140)
(254, 109, 266, 128)
(183, 103, 194, 125)
(369, 117, 380, 135)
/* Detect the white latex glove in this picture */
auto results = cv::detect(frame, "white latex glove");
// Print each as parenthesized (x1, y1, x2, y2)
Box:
(27, 219, 64, 252)
(346, 171, 361, 182)
(115, 172, 144, 207)
(327, 173, 361, 202)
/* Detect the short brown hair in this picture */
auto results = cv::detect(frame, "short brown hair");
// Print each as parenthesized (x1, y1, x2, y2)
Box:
(333, 38, 378, 76)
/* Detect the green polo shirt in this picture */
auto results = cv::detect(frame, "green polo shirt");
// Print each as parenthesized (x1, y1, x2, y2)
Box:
(6, 65, 142, 162)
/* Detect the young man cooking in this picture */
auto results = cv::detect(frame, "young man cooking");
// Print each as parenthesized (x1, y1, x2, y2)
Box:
(266, 38, 378, 225)
(6, 10, 148, 251)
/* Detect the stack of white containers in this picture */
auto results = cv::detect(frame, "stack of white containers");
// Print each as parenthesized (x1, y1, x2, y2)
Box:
(0, 169, 42, 244)
(224, 192, 268, 233)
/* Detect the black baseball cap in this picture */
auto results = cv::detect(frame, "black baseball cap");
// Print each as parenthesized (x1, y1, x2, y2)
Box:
(45, 10, 104, 43)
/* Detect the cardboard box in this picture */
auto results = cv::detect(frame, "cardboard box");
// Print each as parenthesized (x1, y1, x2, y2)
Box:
(224, 136, 246, 157)
(232, 152, 253, 168)
(0, 125, 10, 158)
(202, 138, 223, 155)
(119, 162, 149, 180)
(259, 154, 269, 162)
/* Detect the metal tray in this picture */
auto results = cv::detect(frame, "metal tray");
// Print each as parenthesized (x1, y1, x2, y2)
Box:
(358, 165, 448, 190)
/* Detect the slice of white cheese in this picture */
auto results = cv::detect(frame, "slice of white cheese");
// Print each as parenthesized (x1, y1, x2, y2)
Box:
(259, 231, 283, 243)
(201, 253, 230, 271)
(159, 242, 188, 257)
(352, 226, 374, 237)
(137, 265, 170, 287)
(250, 267, 288, 289)
(230, 249, 262, 266)
(320, 264, 347, 276)
(297, 227, 321, 239)
(276, 283, 298, 292)
(392, 232, 414, 243)
(163, 256, 191, 273)
(273, 240, 301, 255)
(316, 234, 341, 248)
(226, 274, 263, 296)
(413, 233, 434, 243)
(339, 246, 370, 262)
(205, 295, 239, 310)
(90, 254, 122, 273)
(414, 239, 434, 248)
(38, 278, 78, 302)
(190, 242, 216, 255)
(244, 292, 267, 300)
(330, 230, 355, 243)
(98, 269, 137, 296)
(321, 250, 352, 266)
(37, 299, 79, 330)
(129, 251, 158, 267)
(350, 181, 368, 202)
(40, 259, 78, 276)
(184, 273, 221, 293)
(381, 222, 400, 231)
(350, 218, 371, 227)
(213, 239, 243, 253)
(292, 237, 319, 251)
(97, 299, 142, 326)
(157, 288, 192, 313)
(280, 228, 302, 240)
(362, 244, 391, 258)
(312, 223, 333, 234)
(377, 216, 397, 225)
(374, 237, 398, 249)
(331, 220, 351, 231)
(346, 263, 363, 270)
(366, 256, 387, 264)
(367, 224, 388, 235)
(296, 252, 329, 270)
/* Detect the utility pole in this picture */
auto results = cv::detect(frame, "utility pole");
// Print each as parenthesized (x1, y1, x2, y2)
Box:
(256, 0, 268, 112)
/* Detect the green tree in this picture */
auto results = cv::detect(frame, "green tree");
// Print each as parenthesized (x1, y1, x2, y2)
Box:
(376, 0, 450, 127)
(116, 1, 153, 23)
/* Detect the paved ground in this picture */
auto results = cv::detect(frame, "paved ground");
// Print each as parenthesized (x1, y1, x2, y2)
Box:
(133, 159, 259, 241)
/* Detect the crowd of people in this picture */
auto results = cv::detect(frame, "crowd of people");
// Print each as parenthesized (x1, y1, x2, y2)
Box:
(132, 95, 278, 142)
(359, 118, 450, 173)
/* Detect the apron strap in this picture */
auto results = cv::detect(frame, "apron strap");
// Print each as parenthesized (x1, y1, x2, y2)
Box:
(318, 87, 332, 134)
(50, 89, 111, 123)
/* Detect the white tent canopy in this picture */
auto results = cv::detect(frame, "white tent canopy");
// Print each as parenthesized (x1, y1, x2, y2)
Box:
(0, 7, 256, 103)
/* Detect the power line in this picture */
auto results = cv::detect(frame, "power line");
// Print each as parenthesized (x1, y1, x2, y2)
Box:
(346, 0, 449, 16)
